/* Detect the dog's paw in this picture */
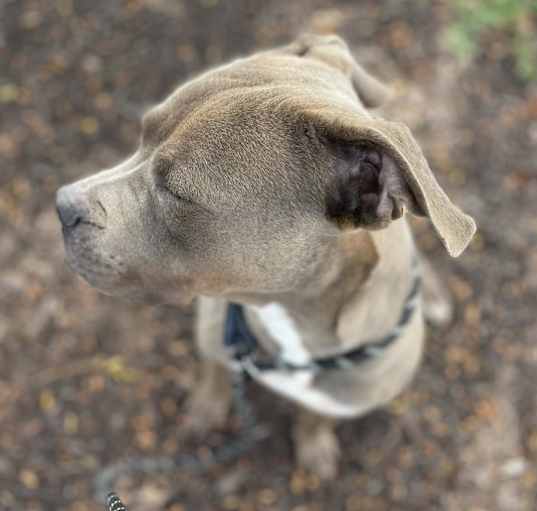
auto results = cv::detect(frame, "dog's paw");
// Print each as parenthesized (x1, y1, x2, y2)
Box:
(295, 426, 340, 480)
(181, 386, 231, 437)
(423, 294, 453, 327)
(421, 258, 454, 328)
(422, 271, 453, 327)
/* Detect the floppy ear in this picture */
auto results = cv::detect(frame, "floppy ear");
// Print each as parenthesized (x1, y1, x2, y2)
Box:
(288, 34, 392, 108)
(350, 58, 391, 108)
(318, 114, 476, 257)
(326, 144, 425, 231)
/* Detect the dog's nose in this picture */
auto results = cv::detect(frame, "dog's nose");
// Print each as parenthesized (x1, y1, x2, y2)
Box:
(56, 186, 85, 229)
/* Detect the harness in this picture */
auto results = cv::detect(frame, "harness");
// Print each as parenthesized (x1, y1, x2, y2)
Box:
(225, 258, 422, 375)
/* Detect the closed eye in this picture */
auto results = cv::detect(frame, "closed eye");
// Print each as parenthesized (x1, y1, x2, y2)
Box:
(151, 158, 215, 214)
(155, 183, 192, 204)
(151, 157, 188, 202)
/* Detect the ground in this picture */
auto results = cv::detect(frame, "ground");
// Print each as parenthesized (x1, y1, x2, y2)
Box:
(1, 1, 537, 510)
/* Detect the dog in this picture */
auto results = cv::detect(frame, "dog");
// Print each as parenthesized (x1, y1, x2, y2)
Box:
(56, 34, 476, 479)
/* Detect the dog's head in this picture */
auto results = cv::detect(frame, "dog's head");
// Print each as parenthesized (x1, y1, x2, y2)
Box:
(57, 35, 475, 305)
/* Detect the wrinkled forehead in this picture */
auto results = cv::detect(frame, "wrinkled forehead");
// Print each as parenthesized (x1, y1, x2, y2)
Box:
(140, 55, 340, 204)
(141, 49, 351, 149)
(147, 91, 291, 200)
(143, 59, 287, 159)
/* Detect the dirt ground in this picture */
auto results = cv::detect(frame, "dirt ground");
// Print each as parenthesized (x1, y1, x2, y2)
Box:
(1, 1, 537, 510)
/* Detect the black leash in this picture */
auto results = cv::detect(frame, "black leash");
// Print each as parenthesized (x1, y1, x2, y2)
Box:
(107, 493, 128, 511)
(95, 371, 269, 506)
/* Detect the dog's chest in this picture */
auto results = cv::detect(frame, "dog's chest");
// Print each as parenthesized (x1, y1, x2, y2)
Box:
(250, 303, 359, 417)
(252, 303, 312, 365)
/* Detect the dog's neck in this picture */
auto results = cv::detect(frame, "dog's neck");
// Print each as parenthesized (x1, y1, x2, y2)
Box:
(241, 221, 416, 361)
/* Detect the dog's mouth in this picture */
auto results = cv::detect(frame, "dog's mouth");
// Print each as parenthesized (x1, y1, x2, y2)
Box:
(62, 225, 195, 306)
(62, 225, 127, 290)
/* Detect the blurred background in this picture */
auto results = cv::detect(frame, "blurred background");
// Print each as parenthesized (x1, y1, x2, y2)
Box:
(1, 0, 536, 510)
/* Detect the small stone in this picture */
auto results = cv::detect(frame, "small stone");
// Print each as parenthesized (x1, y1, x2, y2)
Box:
(168, 340, 189, 357)
(176, 44, 196, 64)
(500, 457, 527, 478)
(222, 495, 241, 510)
(56, 0, 74, 17)
(39, 389, 57, 413)
(475, 399, 498, 421)
(217, 467, 247, 495)
(70, 501, 92, 511)
(0, 134, 17, 157)
(86, 374, 105, 393)
(257, 488, 277, 506)
(448, 275, 473, 301)
(136, 429, 156, 450)
(95, 93, 113, 111)
(64, 412, 79, 434)
(79, 117, 99, 136)
(528, 430, 537, 452)
(464, 302, 480, 326)
(20, 9, 42, 29)
(290, 470, 307, 495)
(0, 457, 12, 476)
(20, 469, 40, 489)
(134, 483, 170, 510)
(0, 84, 19, 103)
(82, 55, 102, 74)
(160, 397, 177, 416)
(0, 490, 16, 508)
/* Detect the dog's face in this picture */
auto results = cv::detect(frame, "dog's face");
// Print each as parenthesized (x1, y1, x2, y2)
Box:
(58, 74, 331, 304)
(57, 35, 475, 305)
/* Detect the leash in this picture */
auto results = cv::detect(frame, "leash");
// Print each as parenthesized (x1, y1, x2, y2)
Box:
(94, 370, 269, 506)
(95, 301, 272, 505)
(106, 493, 128, 511)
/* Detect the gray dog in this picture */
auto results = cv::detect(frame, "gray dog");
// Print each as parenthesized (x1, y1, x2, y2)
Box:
(57, 34, 476, 479)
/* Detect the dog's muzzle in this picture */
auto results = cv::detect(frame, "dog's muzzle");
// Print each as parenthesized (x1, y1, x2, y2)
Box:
(56, 184, 104, 233)
(56, 185, 85, 230)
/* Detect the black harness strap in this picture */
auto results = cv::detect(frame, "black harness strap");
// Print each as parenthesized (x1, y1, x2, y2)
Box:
(224, 303, 259, 359)
(225, 260, 422, 373)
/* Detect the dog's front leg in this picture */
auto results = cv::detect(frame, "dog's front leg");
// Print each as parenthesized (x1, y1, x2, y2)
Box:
(183, 358, 233, 434)
(293, 407, 340, 480)
(183, 297, 233, 435)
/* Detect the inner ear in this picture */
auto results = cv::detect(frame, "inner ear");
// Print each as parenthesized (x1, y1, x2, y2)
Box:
(326, 145, 423, 231)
